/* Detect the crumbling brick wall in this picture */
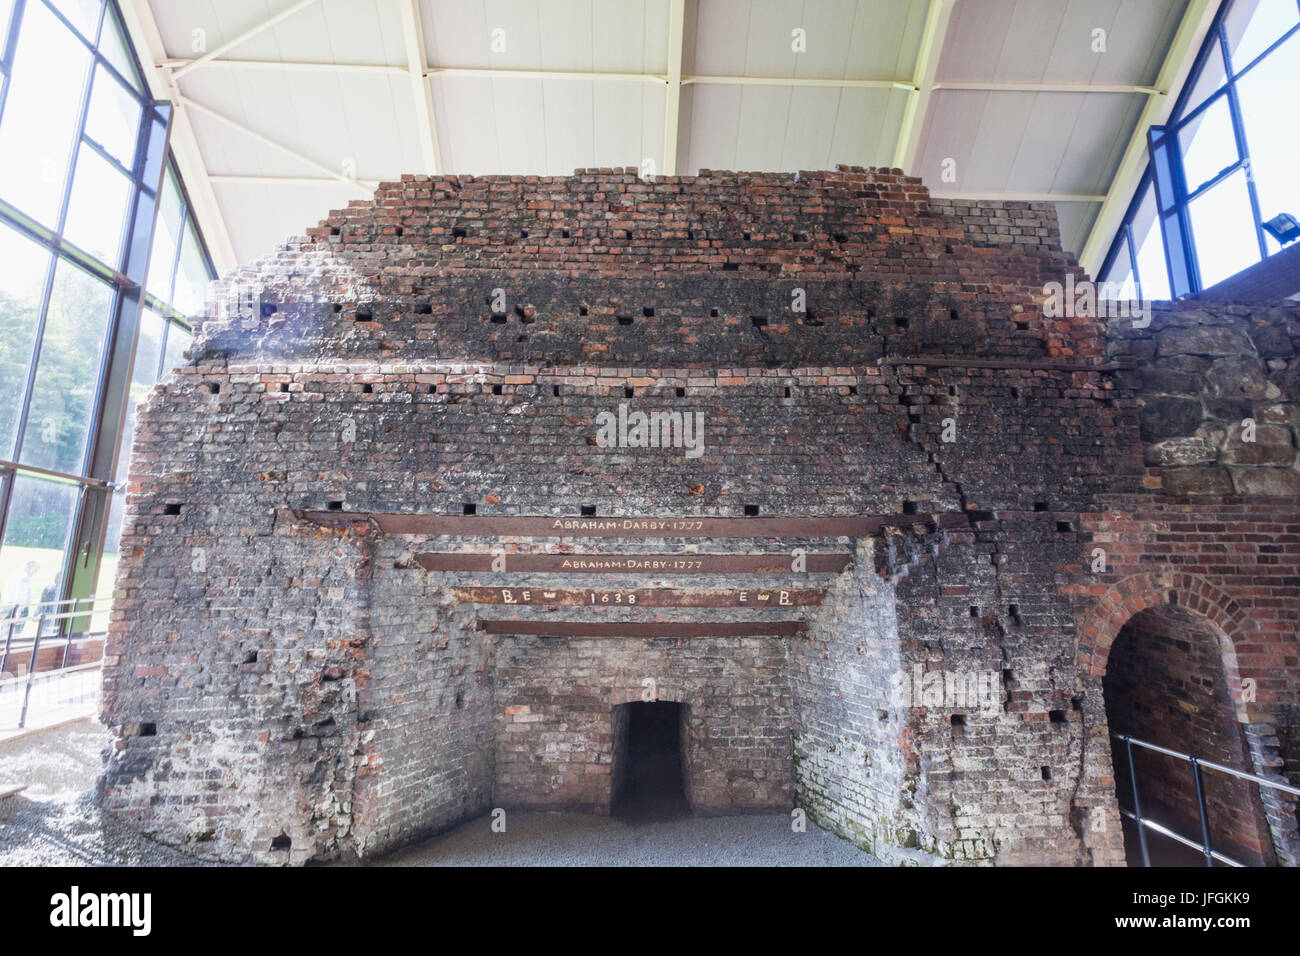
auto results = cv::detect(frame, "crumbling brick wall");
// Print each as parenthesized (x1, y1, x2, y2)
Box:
(99, 166, 1299, 866)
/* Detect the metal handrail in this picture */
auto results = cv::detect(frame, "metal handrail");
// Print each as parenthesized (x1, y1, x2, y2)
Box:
(0, 596, 111, 713)
(1111, 732, 1300, 867)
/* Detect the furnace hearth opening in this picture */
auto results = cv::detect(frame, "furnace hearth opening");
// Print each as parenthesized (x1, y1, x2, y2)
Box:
(612, 701, 690, 821)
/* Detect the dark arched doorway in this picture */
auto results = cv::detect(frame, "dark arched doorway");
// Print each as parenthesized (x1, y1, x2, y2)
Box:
(1103, 604, 1274, 865)
(611, 700, 690, 820)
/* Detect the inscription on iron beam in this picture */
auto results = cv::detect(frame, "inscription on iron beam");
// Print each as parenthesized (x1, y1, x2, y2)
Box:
(453, 587, 826, 607)
(414, 552, 852, 573)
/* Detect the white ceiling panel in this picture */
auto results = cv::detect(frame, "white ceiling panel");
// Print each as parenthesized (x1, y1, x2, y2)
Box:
(212, 180, 359, 263)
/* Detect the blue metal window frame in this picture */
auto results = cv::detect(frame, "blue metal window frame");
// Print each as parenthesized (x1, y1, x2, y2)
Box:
(1099, 0, 1300, 296)
(0, 0, 216, 618)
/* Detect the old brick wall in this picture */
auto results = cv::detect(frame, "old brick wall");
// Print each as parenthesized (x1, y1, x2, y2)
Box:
(1104, 604, 1275, 865)
(99, 165, 1299, 866)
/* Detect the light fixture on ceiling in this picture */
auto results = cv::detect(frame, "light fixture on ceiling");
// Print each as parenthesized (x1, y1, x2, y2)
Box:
(1262, 213, 1300, 246)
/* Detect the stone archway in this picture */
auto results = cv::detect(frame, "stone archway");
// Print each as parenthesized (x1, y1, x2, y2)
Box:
(1075, 573, 1297, 866)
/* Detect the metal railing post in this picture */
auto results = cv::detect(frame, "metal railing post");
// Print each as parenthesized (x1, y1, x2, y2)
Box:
(1123, 734, 1152, 867)
(17, 613, 45, 729)
(1190, 757, 1215, 867)
(0, 610, 17, 676)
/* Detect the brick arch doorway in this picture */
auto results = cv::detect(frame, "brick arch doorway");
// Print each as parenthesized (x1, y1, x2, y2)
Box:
(1102, 603, 1275, 866)
(611, 699, 691, 820)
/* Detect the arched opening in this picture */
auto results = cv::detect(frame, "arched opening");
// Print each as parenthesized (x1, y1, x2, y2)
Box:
(611, 700, 689, 820)
(1103, 604, 1274, 866)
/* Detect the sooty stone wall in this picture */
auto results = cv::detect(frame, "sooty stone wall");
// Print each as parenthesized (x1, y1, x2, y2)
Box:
(99, 166, 1299, 866)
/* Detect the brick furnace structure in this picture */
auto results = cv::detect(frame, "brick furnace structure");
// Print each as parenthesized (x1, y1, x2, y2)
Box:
(99, 166, 1300, 866)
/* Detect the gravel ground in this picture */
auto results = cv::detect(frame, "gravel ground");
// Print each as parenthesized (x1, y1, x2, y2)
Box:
(2, 720, 880, 867)
(0, 718, 211, 867)
(371, 810, 882, 867)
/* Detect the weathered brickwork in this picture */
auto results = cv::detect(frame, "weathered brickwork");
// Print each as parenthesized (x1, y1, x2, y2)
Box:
(99, 166, 1300, 866)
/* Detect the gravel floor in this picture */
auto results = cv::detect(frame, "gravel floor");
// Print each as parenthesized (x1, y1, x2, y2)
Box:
(2, 720, 880, 867)
(371, 810, 881, 867)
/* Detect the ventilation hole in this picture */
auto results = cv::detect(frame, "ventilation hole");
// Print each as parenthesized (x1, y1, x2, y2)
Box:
(723, 262, 739, 271)
(332, 303, 342, 313)
(561, 229, 570, 239)
(452, 226, 467, 238)
(833, 232, 848, 243)
(490, 313, 507, 323)
(642, 306, 654, 317)
(969, 509, 996, 522)
(1049, 709, 1067, 725)
(969, 606, 979, 618)
(687, 229, 695, 240)
(867, 308, 877, 319)
(743, 231, 751, 241)
(710, 308, 720, 317)
(162, 503, 181, 516)
(1003, 669, 1014, 683)
(355, 307, 372, 322)
(520, 229, 529, 238)
(361, 383, 373, 393)
(455, 689, 465, 709)
(260, 302, 277, 318)
(877, 709, 889, 721)
(492, 384, 503, 395)
(951, 714, 965, 727)
(270, 833, 292, 850)
(617, 315, 634, 326)
(326, 500, 344, 511)
(203, 382, 220, 394)
(463, 503, 477, 515)
(329, 227, 339, 237)
(945, 243, 954, 254)
(948, 385, 958, 396)
(427, 384, 438, 394)
(139, 722, 156, 736)
(949, 309, 959, 321)
(1041, 766, 1051, 781)
(847, 385, 858, 396)
(1034, 501, 1049, 512)
(415, 301, 432, 315)
(1010, 387, 1020, 399)
(751, 316, 767, 328)
(395, 226, 403, 237)
(792, 231, 808, 242)
(579, 305, 589, 316)
(784, 386, 791, 398)
(894, 317, 909, 329)
(743, 504, 760, 517)
(1016, 321, 1030, 331)
(1008, 604, 1021, 622)
(244, 651, 258, 664)
(675, 387, 685, 397)
(1056, 521, 1074, 533)
(580, 505, 596, 517)
(902, 501, 917, 515)
(553, 385, 561, 397)
(624, 386, 634, 398)
(1071, 695, 1084, 711)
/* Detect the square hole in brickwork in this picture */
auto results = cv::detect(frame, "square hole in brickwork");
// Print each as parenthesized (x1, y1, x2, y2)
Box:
(332, 303, 342, 313)
(1034, 501, 1048, 512)
(260, 302, 277, 318)
(710, 308, 720, 317)
(894, 317, 909, 329)
(792, 231, 808, 242)
(948, 385, 958, 397)
(395, 226, 403, 237)
(139, 722, 156, 736)
(1072, 695, 1084, 711)
(1008, 604, 1022, 625)
(553, 385, 561, 397)
(848, 385, 858, 396)
(743, 231, 751, 241)
(1003, 668, 1014, 683)
(1016, 321, 1030, 331)
(561, 229, 570, 239)
(580, 505, 596, 516)
(490, 313, 507, 323)
(579, 305, 589, 316)
(643, 306, 654, 317)
(833, 232, 848, 243)
(970, 606, 980, 618)
(462, 503, 476, 515)
(270, 834, 292, 850)
(902, 500, 917, 515)
(624, 386, 635, 398)
(949, 309, 959, 321)
(951, 714, 965, 735)
(452, 226, 467, 238)
(1056, 520, 1074, 533)
(327, 500, 344, 511)
(203, 382, 219, 394)
(675, 387, 685, 397)
(1010, 387, 1020, 399)
(877, 709, 889, 721)
(744, 504, 760, 516)
(723, 262, 739, 271)
(162, 503, 181, 516)
(751, 316, 767, 328)
(492, 384, 503, 395)
(1041, 766, 1052, 781)
(1049, 709, 1067, 725)
(329, 227, 339, 237)
(415, 301, 432, 315)
(520, 229, 529, 238)
(356, 307, 372, 322)
(784, 386, 791, 398)
(617, 315, 634, 326)
(361, 383, 373, 393)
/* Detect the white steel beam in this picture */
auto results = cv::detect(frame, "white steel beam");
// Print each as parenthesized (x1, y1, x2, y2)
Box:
(932, 81, 1163, 95)
(398, 0, 442, 175)
(159, 57, 407, 76)
(208, 175, 382, 189)
(1079, 0, 1219, 276)
(931, 191, 1106, 203)
(118, 0, 237, 273)
(683, 74, 913, 90)
(428, 66, 664, 83)
(662, 0, 686, 176)
(172, 0, 322, 81)
(178, 96, 373, 196)
(894, 0, 955, 172)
